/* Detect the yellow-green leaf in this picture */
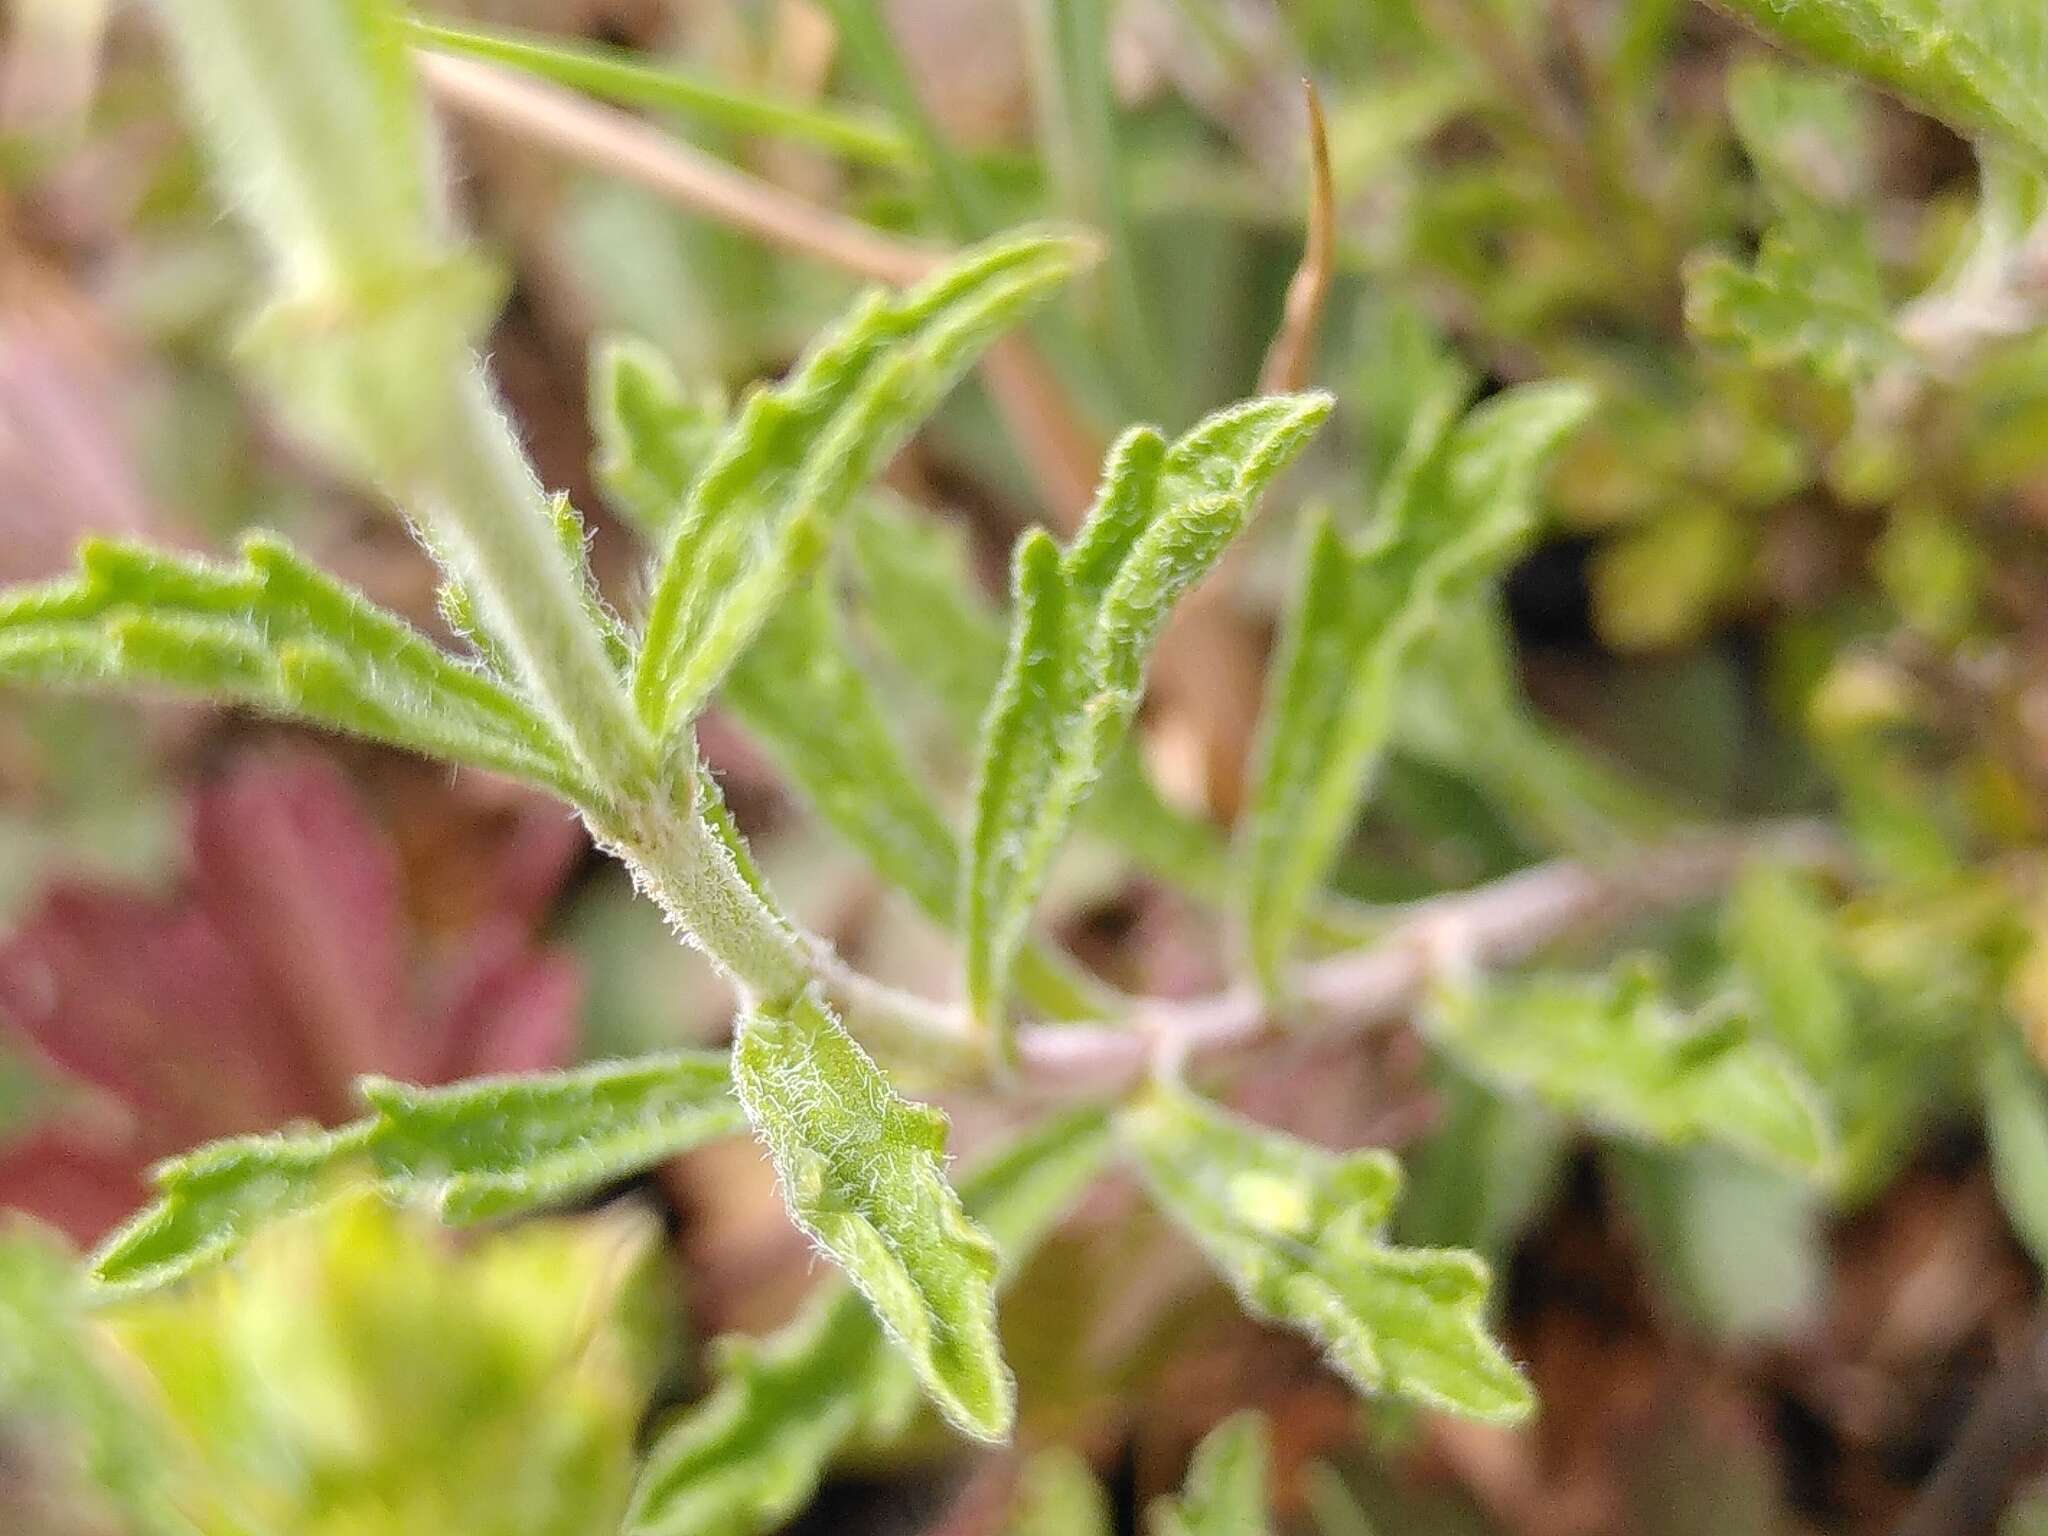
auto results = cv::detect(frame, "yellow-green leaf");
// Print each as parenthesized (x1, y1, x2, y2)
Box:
(1122, 1085, 1531, 1424)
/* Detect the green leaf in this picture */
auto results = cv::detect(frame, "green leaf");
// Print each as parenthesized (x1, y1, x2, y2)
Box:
(1712, 0, 2048, 165)
(626, 1108, 1111, 1536)
(849, 495, 1233, 899)
(1726, 57, 1874, 210)
(965, 394, 1333, 1038)
(360, 1052, 744, 1223)
(0, 535, 588, 799)
(1240, 384, 1591, 989)
(592, 335, 731, 542)
(730, 992, 1008, 1438)
(1010, 1448, 1114, 1536)
(1397, 601, 1678, 856)
(1121, 1084, 1532, 1423)
(630, 232, 1091, 741)
(1685, 234, 1909, 391)
(1610, 1145, 1826, 1342)
(0, 1225, 192, 1532)
(1724, 861, 1853, 1076)
(90, 1122, 376, 1294)
(93, 1053, 749, 1290)
(594, 361, 1104, 1021)
(1423, 960, 1836, 1175)
(724, 578, 962, 922)
(408, 17, 913, 168)
(1150, 1412, 1273, 1536)
(1983, 1033, 2048, 1273)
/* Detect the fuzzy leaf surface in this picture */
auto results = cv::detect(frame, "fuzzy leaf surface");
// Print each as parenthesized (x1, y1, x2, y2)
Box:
(0, 536, 585, 798)
(1121, 1085, 1531, 1423)
(1240, 384, 1591, 988)
(965, 394, 1331, 1036)
(1713, 0, 2048, 165)
(591, 336, 731, 541)
(361, 1051, 743, 1222)
(730, 992, 1008, 1438)
(626, 1108, 1111, 1536)
(91, 1053, 745, 1289)
(1425, 962, 1835, 1175)
(630, 233, 1089, 740)
(89, 1122, 376, 1294)
(849, 495, 1230, 898)
(594, 363, 1100, 1020)
(1149, 1412, 1272, 1536)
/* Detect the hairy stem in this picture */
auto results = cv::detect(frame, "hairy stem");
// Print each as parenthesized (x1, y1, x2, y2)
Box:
(411, 363, 653, 795)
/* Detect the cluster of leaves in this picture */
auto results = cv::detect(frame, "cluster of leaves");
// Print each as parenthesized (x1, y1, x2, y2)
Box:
(0, 1196, 664, 1535)
(11, 0, 2048, 1527)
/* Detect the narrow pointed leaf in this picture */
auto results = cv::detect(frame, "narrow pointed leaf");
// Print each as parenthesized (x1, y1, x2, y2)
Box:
(1122, 1084, 1531, 1423)
(730, 992, 1009, 1438)
(626, 1108, 1111, 1536)
(360, 1051, 744, 1222)
(1150, 1412, 1272, 1536)
(90, 1052, 750, 1291)
(966, 393, 1331, 1036)
(0, 536, 587, 798)
(1240, 383, 1592, 989)
(630, 232, 1091, 740)
(408, 17, 912, 167)
(89, 1122, 376, 1293)
(850, 495, 1231, 897)
(1424, 961, 1835, 1175)
(594, 360, 1103, 1020)
(724, 579, 962, 920)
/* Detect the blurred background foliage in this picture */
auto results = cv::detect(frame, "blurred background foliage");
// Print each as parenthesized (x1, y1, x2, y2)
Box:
(5, 0, 2048, 1531)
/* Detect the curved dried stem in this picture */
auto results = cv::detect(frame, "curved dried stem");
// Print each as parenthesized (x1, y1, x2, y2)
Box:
(417, 50, 941, 286)
(1257, 78, 1335, 395)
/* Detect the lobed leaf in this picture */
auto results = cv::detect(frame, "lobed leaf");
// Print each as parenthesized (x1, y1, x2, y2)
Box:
(0, 535, 588, 799)
(965, 394, 1332, 1040)
(729, 992, 1009, 1438)
(360, 1051, 744, 1222)
(1121, 1084, 1531, 1424)
(594, 358, 1103, 1020)
(626, 1108, 1111, 1536)
(91, 1053, 747, 1291)
(1240, 384, 1591, 990)
(1685, 235, 1908, 391)
(1712, 0, 2048, 166)
(1149, 1412, 1273, 1536)
(849, 495, 1232, 899)
(90, 1122, 376, 1294)
(629, 232, 1092, 742)
(1423, 961, 1836, 1175)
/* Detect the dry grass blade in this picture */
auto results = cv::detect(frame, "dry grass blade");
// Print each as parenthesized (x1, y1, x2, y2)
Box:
(416, 51, 940, 287)
(1257, 78, 1335, 395)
